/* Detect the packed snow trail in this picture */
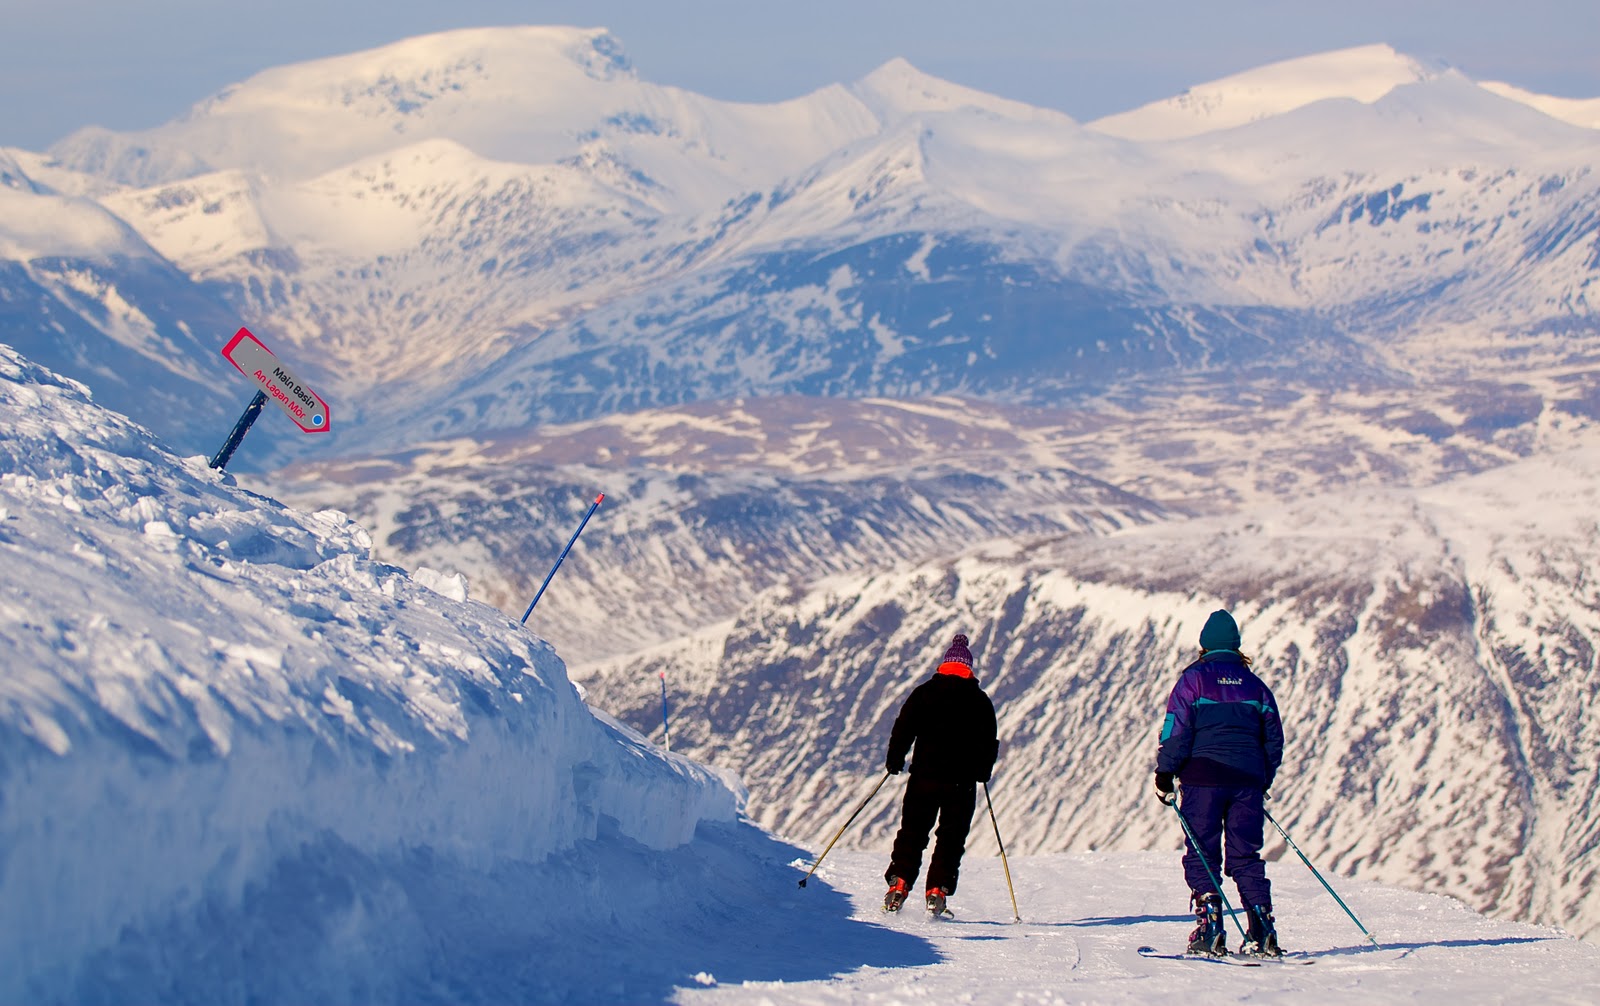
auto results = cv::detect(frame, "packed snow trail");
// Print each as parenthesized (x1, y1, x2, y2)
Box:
(674, 850, 1600, 1005)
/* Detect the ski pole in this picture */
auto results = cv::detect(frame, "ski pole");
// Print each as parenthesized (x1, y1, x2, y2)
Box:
(798, 772, 892, 888)
(1265, 808, 1381, 948)
(983, 782, 1021, 923)
(1166, 798, 1251, 945)
(521, 493, 605, 623)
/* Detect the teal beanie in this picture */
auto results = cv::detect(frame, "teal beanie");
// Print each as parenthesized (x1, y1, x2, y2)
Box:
(1199, 609, 1241, 652)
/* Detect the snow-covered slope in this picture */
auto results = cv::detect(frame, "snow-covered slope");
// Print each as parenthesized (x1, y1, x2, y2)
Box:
(737, 850, 1600, 1005)
(5, 347, 1599, 1002)
(575, 441, 1600, 943)
(1087, 44, 1446, 140)
(0, 342, 746, 1001)
(1481, 80, 1600, 130)
(271, 361, 1592, 662)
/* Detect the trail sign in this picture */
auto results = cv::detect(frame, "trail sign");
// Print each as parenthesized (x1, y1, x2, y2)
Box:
(209, 327, 333, 470)
(220, 327, 331, 433)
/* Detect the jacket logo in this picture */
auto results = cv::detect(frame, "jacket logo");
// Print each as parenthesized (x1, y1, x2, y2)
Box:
(1218, 676, 1243, 685)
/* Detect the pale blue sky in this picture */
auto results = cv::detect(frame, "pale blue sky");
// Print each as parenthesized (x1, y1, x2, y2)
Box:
(2, 0, 1595, 150)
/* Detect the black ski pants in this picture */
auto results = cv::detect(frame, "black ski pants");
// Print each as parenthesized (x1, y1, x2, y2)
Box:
(885, 776, 977, 894)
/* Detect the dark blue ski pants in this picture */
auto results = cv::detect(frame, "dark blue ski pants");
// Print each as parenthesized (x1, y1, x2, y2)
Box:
(1178, 784, 1272, 909)
(886, 776, 977, 894)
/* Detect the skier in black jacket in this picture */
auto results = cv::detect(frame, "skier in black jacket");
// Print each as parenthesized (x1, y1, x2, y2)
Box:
(882, 633, 1000, 915)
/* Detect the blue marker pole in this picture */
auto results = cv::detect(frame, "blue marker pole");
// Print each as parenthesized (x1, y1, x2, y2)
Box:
(521, 493, 605, 624)
(659, 671, 671, 752)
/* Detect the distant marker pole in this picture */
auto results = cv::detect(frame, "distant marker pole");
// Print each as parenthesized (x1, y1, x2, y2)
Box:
(659, 671, 672, 752)
(521, 493, 605, 624)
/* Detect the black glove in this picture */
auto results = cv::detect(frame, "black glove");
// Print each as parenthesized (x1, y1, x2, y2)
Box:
(1154, 772, 1176, 806)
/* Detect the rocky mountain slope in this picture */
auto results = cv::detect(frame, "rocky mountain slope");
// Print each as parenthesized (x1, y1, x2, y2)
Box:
(574, 439, 1600, 942)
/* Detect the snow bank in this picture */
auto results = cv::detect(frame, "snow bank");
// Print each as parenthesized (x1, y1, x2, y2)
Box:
(0, 343, 738, 1001)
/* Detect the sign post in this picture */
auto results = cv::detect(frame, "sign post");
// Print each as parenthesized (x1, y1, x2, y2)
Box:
(208, 390, 269, 470)
(209, 327, 331, 470)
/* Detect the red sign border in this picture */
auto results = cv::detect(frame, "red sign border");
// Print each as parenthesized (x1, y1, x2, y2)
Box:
(221, 327, 332, 434)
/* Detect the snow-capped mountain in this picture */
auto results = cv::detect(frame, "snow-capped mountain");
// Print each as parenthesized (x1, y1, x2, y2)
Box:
(1480, 80, 1600, 131)
(6, 26, 1600, 969)
(1086, 44, 1448, 140)
(574, 436, 1600, 943)
(1, 31, 1593, 464)
(0, 150, 249, 454)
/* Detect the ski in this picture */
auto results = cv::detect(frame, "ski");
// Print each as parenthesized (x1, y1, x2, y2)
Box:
(881, 901, 952, 918)
(1241, 951, 1315, 965)
(1137, 946, 1314, 966)
(1137, 946, 1260, 967)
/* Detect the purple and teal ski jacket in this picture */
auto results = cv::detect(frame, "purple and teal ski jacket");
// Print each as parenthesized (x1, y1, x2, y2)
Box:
(1156, 651, 1283, 789)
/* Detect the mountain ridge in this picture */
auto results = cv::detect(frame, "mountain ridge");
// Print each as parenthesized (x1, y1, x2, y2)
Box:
(572, 438, 1600, 941)
(5, 31, 1597, 464)
(1088, 43, 1449, 141)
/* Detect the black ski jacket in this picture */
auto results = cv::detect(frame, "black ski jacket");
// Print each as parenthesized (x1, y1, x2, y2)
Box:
(886, 672, 999, 783)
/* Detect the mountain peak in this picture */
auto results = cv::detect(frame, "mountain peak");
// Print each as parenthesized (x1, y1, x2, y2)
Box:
(49, 26, 641, 185)
(191, 25, 635, 123)
(852, 57, 1072, 126)
(1089, 42, 1446, 141)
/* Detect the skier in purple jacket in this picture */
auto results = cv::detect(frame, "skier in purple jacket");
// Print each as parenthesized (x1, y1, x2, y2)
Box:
(1154, 609, 1285, 957)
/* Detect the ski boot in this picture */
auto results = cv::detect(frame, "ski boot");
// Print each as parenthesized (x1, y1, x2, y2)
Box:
(1242, 904, 1282, 958)
(883, 876, 909, 912)
(1186, 892, 1226, 956)
(925, 886, 950, 917)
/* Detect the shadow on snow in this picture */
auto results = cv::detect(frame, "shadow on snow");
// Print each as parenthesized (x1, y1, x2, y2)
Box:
(65, 820, 937, 1005)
